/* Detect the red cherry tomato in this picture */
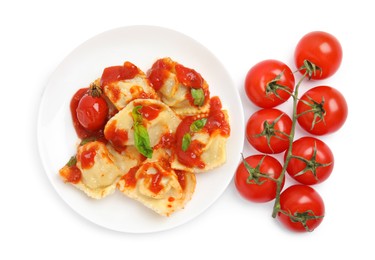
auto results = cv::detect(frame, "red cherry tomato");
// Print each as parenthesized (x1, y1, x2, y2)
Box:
(246, 108, 292, 154)
(285, 137, 334, 185)
(235, 154, 284, 203)
(297, 86, 348, 135)
(277, 185, 325, 232)
(244, 59, 295, 108)
(76, 92, 108, 132)
(294, 31, 342, 80)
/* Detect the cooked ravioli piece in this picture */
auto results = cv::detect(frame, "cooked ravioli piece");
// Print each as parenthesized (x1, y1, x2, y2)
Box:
(171, 101, 230, 173)
(117, 149, 196, 216)
(106, 144, 143, 174)
(59, 141, 123, 199)
(100, 61, 158, 110)
(104, 99, 181, 151)
(147, 57, 210, 116)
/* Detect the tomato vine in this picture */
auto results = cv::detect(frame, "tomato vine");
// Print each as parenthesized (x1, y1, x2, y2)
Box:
(271, 71, 307, 218)
(237, 31, 346, 232)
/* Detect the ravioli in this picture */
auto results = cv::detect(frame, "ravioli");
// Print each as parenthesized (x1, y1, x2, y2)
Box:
(171, 98, 230, 173)
(59, 141, 124, 199)
(147, 57, 210, 116)
(104, 98, 181, 151)
(101, 61, 158, 110)
(117, 148, 196, 216)
(60, 58, 231, 217)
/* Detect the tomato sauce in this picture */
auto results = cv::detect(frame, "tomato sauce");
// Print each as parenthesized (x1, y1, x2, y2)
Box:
(206, 96, 230, 136)
(100, 61, 139, 87)
(155, 133, 175, 150)
(174, 96, 229, 168)
(175, 116, 205, 168)
(122, 166, 139, 188)
(147, 59, 172, 91)
(129, 85, 149, 100)
(105, 84, 121, 103)
(175, 63, 203, 88)
(175, 170, 187, 190)
(78, 144, 97, 169)
(104, 120, 128, 150)
(149, 170, 164, 194)
(138, 104, 161, 121)
(61, 165, 82, 184)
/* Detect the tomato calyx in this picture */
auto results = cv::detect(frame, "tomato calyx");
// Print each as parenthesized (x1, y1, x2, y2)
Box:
(266, 71, 293, 99)
(253, 113, 289, 153)
(298, 59, 322, 80)
(88, 82, 103, 98)
(279, 209, 324, 232)
(241, 154, 277, 185)
(297, 95, 326, 130)
(290, 140, 332, 180)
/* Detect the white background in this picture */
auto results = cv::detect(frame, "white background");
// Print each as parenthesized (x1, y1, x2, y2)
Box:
(1, 0, 374, 259)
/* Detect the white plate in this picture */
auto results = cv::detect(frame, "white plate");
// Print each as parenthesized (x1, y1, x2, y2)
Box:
(37, 25, 244, 233)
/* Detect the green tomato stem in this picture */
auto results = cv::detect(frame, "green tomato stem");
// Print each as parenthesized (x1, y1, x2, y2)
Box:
(271, 72, 307, 218)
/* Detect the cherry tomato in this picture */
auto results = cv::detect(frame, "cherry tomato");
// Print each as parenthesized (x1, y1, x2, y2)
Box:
(297, 86, 348, 135)
(277, 185, 325, 232)
(246, 108, 292, 154)
(235, 154, 284, 203)
(294, 31, 342, 80)
(285, 137, 334, 185)
(244, 59, 295, 108)
(76, 91, 108, 132)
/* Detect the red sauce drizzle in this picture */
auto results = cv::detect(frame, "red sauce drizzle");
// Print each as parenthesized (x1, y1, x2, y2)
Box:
(175, 63, 203, 88)
(122, 166, 139, 188)
(138, 104, 161, 121)
(175, 170, 187, 190)
(174, 96, 230, 168)
(149, 170, 164, 194)
(147, 59, 172, 91)
(78, 144, 97, 169)
(155, 133, 175, 150)
(106, 84, 121, 103)
(206, 96, 230, 136)
(61, 166, 82, 184)
(175, 116, 205, 168)
(100, 61, 139, 87)
(104, 120, 128, 150)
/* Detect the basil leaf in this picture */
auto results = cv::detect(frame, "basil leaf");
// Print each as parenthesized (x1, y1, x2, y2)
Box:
(66, 156, 77, 167)
(132, 105, 143, 124)
(134, 124, 153, 158)
(190, 118, 207, 132)
(191, 88, 205, 106)
(132, 105, 153, 158)
(80, 137, 96, 146)
(181, 133, 191, 151)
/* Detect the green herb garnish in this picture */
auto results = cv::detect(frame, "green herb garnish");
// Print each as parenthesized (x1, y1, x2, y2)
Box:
(191, 88, 205, 106)
(132, 106, 153, 158)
